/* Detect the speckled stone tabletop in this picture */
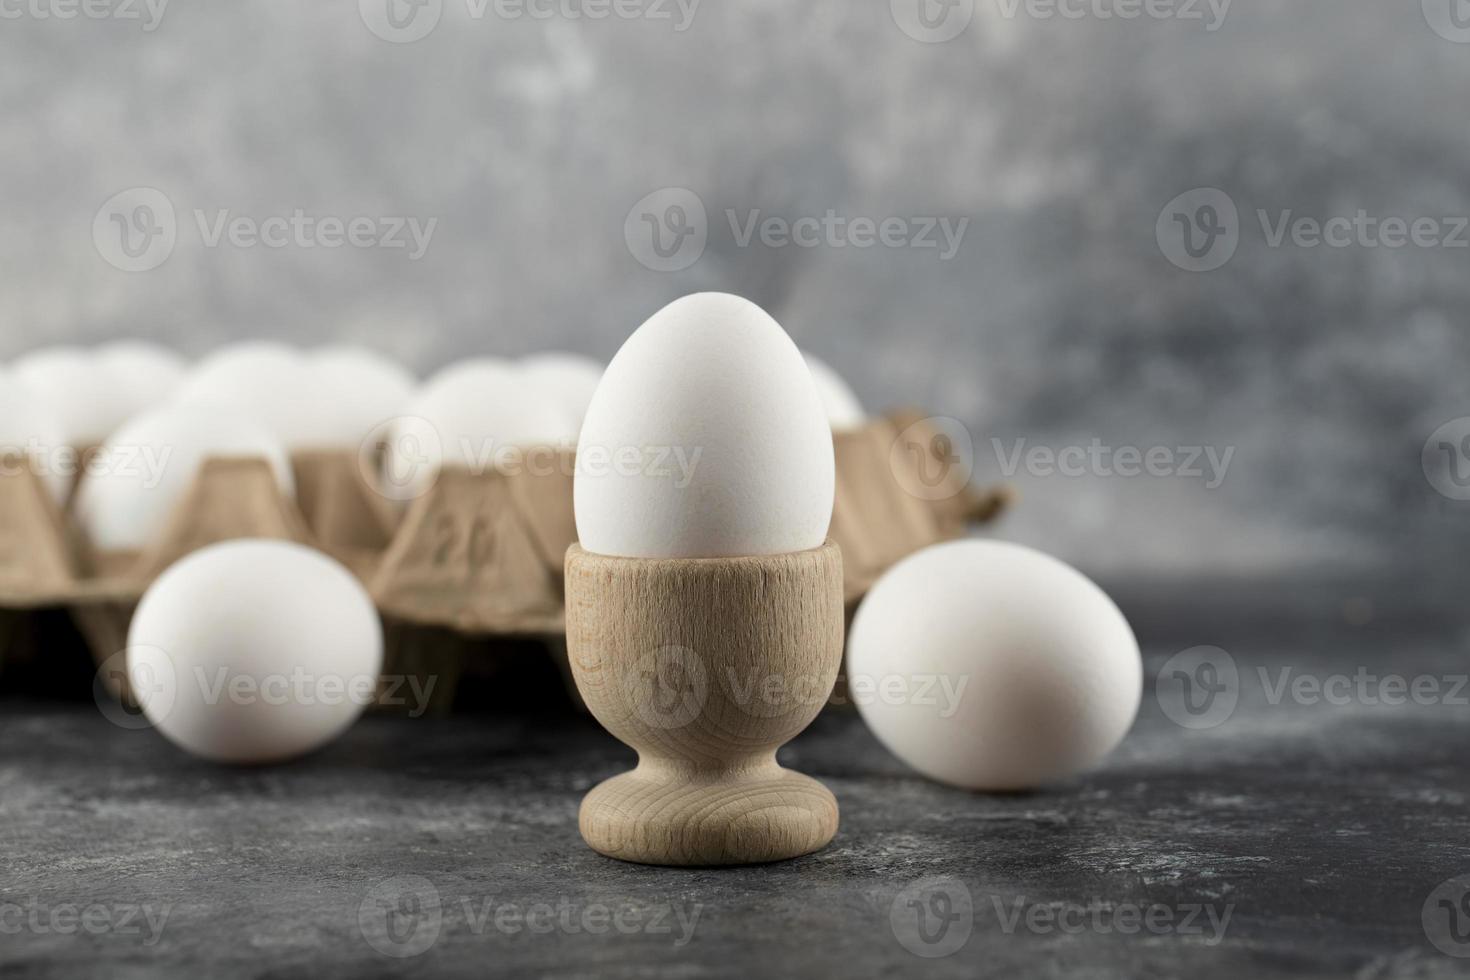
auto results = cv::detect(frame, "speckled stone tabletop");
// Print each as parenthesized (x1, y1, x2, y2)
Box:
(2, 591, 1467, 979)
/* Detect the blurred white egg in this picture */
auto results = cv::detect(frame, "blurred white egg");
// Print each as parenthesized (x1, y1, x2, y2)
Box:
(126, 539, 382, 765)
(575, 292, 834, 558)
(520, 352, 604, 433)
(386, 358, 571, 501)
(98, 340, 188, 422)
(74, 404, 294, 553)
(0, 368, 73, 504)
(803, 352, 866, 432)
(175, 342, 335, 451)
(10, 346, 128, 446)
(309, 345, 416, 449)
(848, 540, 1141, 790)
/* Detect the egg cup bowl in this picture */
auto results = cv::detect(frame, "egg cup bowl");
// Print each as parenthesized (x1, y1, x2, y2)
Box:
(565, 541, 845, 866)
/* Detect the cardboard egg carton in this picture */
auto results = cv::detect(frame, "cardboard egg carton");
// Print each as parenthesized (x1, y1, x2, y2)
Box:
(832, 410, 1014, 606)
(0, 410, 1010, 713)
(0, 450, 576, 715)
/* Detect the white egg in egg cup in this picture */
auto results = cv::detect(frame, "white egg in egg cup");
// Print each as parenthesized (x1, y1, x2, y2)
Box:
(564, 540, 845, 866)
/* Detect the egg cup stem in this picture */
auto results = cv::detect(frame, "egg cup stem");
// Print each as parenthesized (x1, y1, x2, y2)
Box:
(565, 542, 845, 866)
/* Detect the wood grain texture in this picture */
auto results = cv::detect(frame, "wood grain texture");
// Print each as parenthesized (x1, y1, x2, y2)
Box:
(565, 542, 844, 866)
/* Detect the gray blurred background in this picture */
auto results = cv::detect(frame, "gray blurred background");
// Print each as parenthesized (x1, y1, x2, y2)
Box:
(2, 0, 1466, 595)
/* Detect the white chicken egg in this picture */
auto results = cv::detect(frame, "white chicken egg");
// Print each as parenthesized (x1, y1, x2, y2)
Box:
(386, 358, 571, 501)
(848, 539, 1141, 790)
(0, 368, 73, 505)
(97, 340, 188, 422)
(74, 404, 294, 553)
(309, 345, 416, 449)
(174, 342, 335, 451)
(126, 539, 382, 765)
(802, 352, 867, 432)
(519, 352, 604, 434)
(574, 292, 834, 559)
(10, 346, 128, 446)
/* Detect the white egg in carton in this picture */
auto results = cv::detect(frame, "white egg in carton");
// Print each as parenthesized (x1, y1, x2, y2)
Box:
(0, 333, 1011, 717)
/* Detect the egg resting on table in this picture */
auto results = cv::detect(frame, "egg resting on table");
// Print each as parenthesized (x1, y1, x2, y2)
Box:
(127, 539, 382, 765)
(848, 539, 1142, 790)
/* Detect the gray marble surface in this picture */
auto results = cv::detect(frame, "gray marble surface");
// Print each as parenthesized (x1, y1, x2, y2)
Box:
(2, 593, 1468, 979)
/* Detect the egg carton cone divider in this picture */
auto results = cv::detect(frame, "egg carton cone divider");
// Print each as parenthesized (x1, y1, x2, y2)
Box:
(565, 541, 844, 866)
(0, 453, 80, 607)
(369, 465, 568, 635)
(290, 450, 400, 581)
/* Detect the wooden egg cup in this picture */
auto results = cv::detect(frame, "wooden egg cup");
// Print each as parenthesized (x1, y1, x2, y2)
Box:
(564, 541, 845, 866)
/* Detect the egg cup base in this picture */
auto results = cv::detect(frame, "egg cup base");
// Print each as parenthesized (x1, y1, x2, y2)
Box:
(565, 541, 846, 867)
(579, 762, 838, 866)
